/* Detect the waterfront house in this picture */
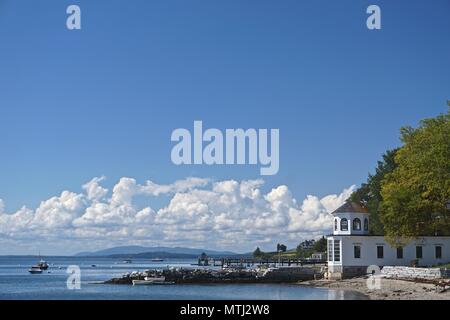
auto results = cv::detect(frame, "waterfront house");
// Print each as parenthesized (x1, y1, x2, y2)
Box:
(326, 201, 450, 279)
(311, 252, 325, 260)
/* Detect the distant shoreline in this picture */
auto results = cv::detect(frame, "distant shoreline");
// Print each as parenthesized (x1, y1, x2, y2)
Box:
(0, 254, 246, 259)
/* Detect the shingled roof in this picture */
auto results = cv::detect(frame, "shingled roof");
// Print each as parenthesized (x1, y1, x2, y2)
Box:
(331, 201, 369, 215)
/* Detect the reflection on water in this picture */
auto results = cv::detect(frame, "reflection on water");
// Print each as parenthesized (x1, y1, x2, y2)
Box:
(327, 288, 367, 300)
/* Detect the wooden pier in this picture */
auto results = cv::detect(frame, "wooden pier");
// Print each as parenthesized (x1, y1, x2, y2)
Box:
(198, 257, 326, 267)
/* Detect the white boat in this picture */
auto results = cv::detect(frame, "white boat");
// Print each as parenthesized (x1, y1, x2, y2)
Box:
(28, 266, 43, 274)
(28, 253, 49, 274)
(151, 258, 164, 262)
(132, 276, 173, 285)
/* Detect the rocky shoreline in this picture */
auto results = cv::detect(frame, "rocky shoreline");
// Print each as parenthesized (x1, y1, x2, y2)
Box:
(104, 266, 324, 285)
(299, 277, 450, 300)
(102, 265, 450, 300)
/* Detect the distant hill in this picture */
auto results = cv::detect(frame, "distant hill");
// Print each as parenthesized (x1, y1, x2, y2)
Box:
(75, 245, 238, 257)
(106, 252, 199, 259)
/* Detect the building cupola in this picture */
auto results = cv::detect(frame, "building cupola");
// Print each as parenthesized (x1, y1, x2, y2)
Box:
(331, 201, 369, 236)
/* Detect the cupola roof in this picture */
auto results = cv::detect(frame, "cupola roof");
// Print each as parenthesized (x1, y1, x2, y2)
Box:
(331, 201, 369, 215)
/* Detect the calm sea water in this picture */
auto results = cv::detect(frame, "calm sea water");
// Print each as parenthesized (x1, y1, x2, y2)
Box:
(0, 256, 366, 300)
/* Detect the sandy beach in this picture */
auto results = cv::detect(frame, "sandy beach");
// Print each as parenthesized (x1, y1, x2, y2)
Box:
(299, 277, 450, 300)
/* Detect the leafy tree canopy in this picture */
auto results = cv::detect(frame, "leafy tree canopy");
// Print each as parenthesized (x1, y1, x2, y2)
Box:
(313, 236, 327, 252)
(380, 110, 450, 243)
(351, 149, 398, 235)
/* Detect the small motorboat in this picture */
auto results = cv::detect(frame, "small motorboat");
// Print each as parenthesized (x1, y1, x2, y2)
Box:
(151, 258, 164, 262)
(123, 259, 132, 264)
(132, 276, 173, 285)
(28, 266, 43, 274)
(91, 264, 97, 267)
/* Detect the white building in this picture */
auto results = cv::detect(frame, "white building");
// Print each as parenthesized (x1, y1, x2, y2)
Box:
(311, 252, 325, 260)
(326, 201, 450, 279)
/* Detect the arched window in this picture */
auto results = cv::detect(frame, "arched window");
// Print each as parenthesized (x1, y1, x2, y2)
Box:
(364, 218, 369, 231)
(353, 218, 361, 231)
(334, 219, 338, 231)
(340, 218, 348, 231)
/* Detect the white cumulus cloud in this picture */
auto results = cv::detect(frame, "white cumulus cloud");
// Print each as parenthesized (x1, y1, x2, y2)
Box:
(83, 176, 108, 202)
(0, 177, 355, 254)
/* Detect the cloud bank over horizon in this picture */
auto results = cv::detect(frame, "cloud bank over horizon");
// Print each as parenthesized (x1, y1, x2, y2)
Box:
(0, 177, 355, 255)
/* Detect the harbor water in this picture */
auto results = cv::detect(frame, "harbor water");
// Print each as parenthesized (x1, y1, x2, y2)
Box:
(0, 256, 367, 300)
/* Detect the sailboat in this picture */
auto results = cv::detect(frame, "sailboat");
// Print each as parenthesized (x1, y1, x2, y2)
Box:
(28, 252, 49, 274)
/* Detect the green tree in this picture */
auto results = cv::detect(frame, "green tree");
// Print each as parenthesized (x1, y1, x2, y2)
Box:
(313, 236, 327, 252)
(296, 240, 314, 258)
(380, 111, 450, 243)
(277, 243, 287, 252)
(350, 149, 398, 235)
(253, 247, 263, 258)
(296, 246, 313, 258)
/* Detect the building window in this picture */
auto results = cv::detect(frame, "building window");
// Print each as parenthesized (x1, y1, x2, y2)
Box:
(353, 218, 361, 231)
(340, 219, 348, 231)
(377, 246, 384, 259)
(397, 247, 403, 259)
(328, 240, 333, 262)
(416, 246, 423, 259)
(334, 219, 338, 231)
(436, 246, 442, 259)
(354, 246, 361, 259)
(334, 240, 341, 262)
(364, 218, 369, 231)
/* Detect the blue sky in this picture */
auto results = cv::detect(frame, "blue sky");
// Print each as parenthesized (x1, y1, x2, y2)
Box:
(0, 1, 449, 254)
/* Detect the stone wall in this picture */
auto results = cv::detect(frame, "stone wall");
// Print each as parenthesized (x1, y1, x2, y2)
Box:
(381, 266, 449, 279)
(327, 265, 450, 280)
(343, 266, 367, 278)
(326, 266, 367, 279)
(262, 266, 320, 281)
